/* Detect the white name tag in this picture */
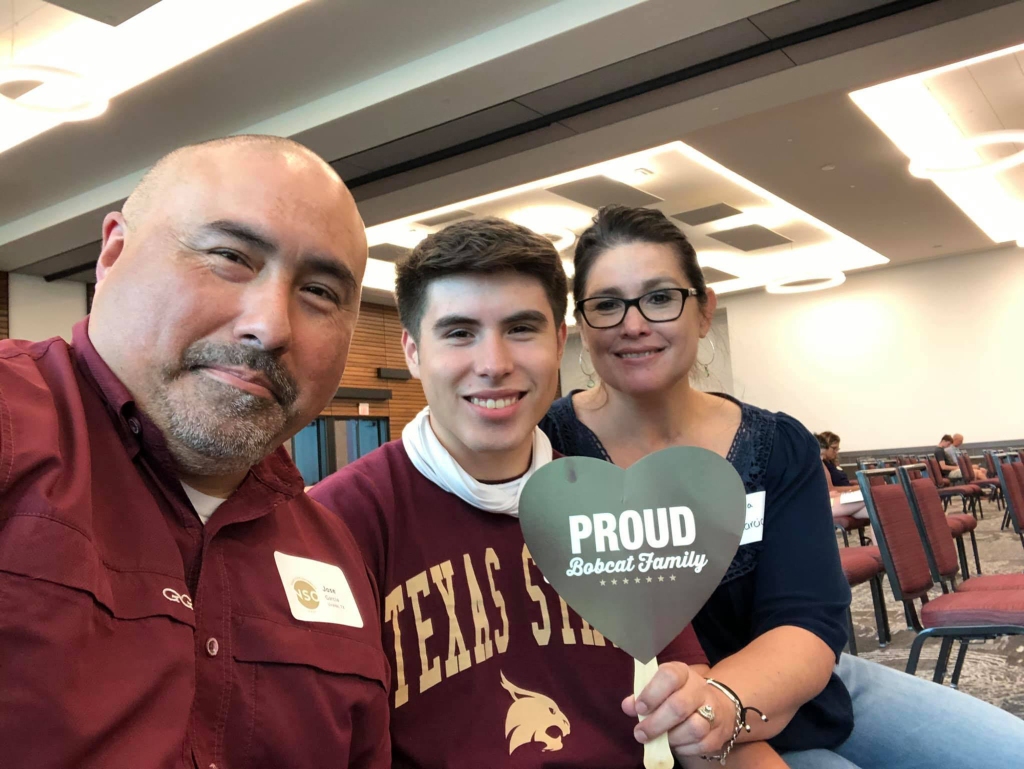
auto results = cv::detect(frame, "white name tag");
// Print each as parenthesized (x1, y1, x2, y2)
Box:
(274, 551, 363, 628)
(740, 491, 766, 545)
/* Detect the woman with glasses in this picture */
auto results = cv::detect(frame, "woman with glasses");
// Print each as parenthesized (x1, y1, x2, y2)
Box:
(540, 205, 1024, 767)
(817, 431, 867, 520)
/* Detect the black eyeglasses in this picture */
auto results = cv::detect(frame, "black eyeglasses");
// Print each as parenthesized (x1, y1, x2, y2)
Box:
(575, 287, 703, 329)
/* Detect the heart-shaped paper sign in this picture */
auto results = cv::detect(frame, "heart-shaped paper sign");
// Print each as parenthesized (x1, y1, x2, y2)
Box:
(519, 446, 746, 663)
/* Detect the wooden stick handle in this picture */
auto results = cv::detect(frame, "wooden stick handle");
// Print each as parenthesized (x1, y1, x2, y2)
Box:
(634, 657, 674, 769)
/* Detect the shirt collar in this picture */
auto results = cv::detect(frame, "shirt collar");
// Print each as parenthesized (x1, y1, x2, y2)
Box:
(70, 317, 304, 497)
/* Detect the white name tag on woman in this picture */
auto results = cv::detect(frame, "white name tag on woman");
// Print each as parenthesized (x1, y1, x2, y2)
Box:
(741, 491, 766, 544)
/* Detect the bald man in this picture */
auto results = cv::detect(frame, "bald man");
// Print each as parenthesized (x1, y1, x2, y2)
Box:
(0, 136, 390, 769)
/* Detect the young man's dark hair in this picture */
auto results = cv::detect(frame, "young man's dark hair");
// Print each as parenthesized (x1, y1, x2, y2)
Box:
(940, 434, 953, 443)
(395, 217, 568, 338)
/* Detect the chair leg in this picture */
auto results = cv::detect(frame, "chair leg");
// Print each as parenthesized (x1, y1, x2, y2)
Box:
(969, 530, 982, 575)
(839, 527, 849, 547)
(950, 640, 970, 689)
(933, 636, 954, 684)
(955, 536, 970, 579)
(880, 581, 888, 643)
(858, 528, 870, 546)
(907, 631, 929, 676)
(904, 601, 923, 632)
(846, 604, 857, 656)
(1003, 508, 1012, 531)
(868, 575, 888, 647)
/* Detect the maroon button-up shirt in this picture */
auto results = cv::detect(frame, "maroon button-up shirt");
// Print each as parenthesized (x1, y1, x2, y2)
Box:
(0, 320, 390, 769)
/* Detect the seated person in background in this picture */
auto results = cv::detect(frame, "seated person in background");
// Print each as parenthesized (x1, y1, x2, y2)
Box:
(311, 218, 783, 768)
(947, 432, 988, 480)
(817, 431, 853, 488)
(934, 434, 958, 480)
(0, 137, 389, 768)
(817, 435, 867, 521)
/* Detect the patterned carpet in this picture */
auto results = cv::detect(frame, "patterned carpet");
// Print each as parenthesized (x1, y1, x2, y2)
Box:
(844, 502, 1024, 718)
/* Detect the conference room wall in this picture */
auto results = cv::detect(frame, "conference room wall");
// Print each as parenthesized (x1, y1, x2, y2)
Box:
(716, 245, 1024, 452)
(8, 274, 87, 343)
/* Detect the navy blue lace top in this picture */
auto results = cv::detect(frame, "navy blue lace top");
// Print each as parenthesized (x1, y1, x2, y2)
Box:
(540, 392, 854, 752)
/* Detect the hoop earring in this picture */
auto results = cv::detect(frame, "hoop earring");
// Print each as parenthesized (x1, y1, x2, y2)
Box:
(696, 337, 716, 378)
(579, 348, 596, 389)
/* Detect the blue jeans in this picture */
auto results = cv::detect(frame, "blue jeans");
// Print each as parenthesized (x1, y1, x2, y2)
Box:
(782, 653, 1024, 768)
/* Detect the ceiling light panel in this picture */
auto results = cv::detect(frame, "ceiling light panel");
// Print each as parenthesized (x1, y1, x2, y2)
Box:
(671, 203, 742, 227)
(546, 176, 663, 209)
(47, 1, 161, 26)
(0, 0, 308, 155)
(850, 41, 1024, 246)
(362, 141, 886, 296)
(707, 224, 792, 252)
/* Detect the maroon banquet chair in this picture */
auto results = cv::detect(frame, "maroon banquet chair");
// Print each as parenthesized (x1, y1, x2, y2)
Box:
(898, 466, 1021, 594)
(906, 460, 982, 576)
(838, 546, 890, 655)
(983, 451, 1007, 512)
(956, 453, 1001, 517)
(925, 455, 982, 516)
(834, 514, 871, 548)
(857, 468, 1024, 686)
(993, 455, 1024, 552)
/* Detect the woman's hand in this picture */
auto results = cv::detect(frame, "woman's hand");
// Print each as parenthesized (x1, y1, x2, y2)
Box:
(622, 662, 735, 758)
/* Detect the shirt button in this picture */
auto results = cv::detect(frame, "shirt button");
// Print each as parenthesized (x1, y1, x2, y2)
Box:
(206, 637, 219, 657)
(127, 417, 141, 435)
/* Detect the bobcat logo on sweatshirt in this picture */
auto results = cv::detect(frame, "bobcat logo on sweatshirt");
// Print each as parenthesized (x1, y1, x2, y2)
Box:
(501, 672, 571, 754)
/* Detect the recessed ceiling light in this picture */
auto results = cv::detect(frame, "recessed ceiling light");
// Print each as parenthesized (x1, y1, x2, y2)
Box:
(0, 64, 107, 119)
(850, 41, 1024, 246)
(765, 272, 846, 294)
(542, 228, 576, 253)
(907, 130, 1024, 179)
(0, 0, 309, 155)
(508, 206, 591, 242)
(820, 164, 836, 172)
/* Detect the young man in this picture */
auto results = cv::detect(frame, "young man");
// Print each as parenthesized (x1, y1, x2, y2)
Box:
(0, 136, 389, 769)
(935, 434, 958, 478)
(311, 218, 782, 767)
(948, 433, 988, 479)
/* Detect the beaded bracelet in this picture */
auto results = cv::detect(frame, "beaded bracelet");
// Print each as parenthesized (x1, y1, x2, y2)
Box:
(699, 679, 769, 765)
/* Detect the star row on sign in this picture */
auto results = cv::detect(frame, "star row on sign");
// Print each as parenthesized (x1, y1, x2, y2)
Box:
(599, 575, 677, 586)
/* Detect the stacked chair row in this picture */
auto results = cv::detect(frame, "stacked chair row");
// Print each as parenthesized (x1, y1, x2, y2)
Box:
(991, 452, 1024, 550)
(856, 464, 1024, 686)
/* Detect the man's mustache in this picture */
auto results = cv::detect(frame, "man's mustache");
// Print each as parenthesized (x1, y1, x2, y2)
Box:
(180, 342, 298, 407)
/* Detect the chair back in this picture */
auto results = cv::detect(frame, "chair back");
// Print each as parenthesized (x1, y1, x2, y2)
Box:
(956, 451, 975, 482)
(857, 469, 935, 602)
(993, 455, 1024, 533)
(985, 451, 998, 478)
(924, 455, 944, 488)
(1009, 463, 1024, 532)
(898, 465, 959, 584)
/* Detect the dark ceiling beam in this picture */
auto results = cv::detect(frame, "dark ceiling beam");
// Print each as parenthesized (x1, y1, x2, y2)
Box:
(45, 260, 98, 283)
(342, 0, 943, 190)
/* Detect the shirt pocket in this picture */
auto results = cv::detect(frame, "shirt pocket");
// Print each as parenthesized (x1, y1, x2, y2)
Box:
(228, 614, 390, 769)
(0, 512, 196, 627)
(232, 613, 388, 681)
(0, 514, 195, 769)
